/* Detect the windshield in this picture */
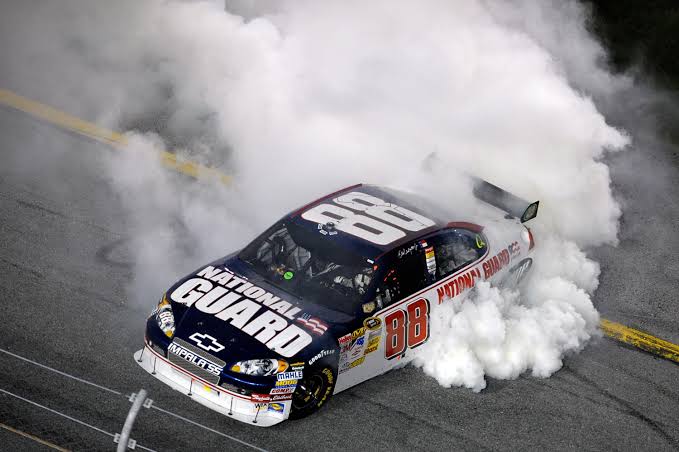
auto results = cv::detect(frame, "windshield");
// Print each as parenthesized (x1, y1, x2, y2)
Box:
(239, 220, 376, 315)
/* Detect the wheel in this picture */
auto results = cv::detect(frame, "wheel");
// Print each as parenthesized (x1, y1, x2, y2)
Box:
(289, 365, 336, 420)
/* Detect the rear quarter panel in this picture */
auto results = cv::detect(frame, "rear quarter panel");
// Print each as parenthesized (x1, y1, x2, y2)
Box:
(333, 219, 531, 393)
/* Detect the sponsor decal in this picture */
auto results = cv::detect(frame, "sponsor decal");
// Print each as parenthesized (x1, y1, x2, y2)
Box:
(251, 393, 271, 403)
(275, 379, 298, 387)
(338, 333, 351, 345)
(170, 267, 311, 357)
(277, 371, 304, 381)
(271, 394, 292, 401)
(482, 249, 511, 279)
(425, 246, 436, 275)
(254, 403, 268, 410)
(363, 318, 382, 355)
(339, 326, 368, 372)
(363, 317, 382, 331)
(349, 336, 366, 360)
(349, 356, 365, 368)
(270, 386, 296, 395)
(268, 402, 285, 413)
(188, 332, 225, 353)
(341, 356, 366, 373)
(507, 258, 532, 286)
(365, 333, 380, 354)
(296, 314, 328, 336)
(167, 342, 223, 376)
(436, 268, 482, 304)
(309, 349, 335, 365)
(507, 241, 520, 257)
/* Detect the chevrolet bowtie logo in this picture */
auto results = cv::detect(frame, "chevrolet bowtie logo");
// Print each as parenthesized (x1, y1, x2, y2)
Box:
(189, 332, 225, 353)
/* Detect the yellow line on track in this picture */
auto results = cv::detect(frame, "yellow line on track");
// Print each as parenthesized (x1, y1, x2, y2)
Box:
(0, 89, 232, 186)
(2, 88, 679, 365)
(0, 422, 71, 452)
(600, 319, 679, 363)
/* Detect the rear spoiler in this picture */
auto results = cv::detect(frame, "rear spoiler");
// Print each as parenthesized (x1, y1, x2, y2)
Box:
(470, 176, 539, 223)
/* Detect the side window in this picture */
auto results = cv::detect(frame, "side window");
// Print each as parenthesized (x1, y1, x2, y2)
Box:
(434, 229, 487, 279)
(375, 243, 430, 307)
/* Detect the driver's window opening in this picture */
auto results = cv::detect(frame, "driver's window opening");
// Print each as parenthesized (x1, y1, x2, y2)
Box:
(375, 246, 429, 307)
(435, 229, 486, 279)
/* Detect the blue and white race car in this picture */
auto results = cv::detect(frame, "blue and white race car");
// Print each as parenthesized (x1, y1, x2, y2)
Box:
(135, 180, 538, 426)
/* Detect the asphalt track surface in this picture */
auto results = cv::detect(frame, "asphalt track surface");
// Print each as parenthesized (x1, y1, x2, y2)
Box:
(1, 98, 679, 451)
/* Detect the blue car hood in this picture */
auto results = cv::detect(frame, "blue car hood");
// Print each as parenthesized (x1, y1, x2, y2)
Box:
(168, 257, 353, 365)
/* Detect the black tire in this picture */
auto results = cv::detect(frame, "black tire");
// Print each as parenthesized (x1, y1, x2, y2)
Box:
(288, 365, 336, 420)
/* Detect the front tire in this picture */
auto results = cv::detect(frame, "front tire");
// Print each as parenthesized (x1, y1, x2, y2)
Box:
(289, 365, 336, 420)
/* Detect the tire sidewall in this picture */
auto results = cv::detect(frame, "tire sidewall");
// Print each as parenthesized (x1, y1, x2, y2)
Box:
(289, 364, 336, 420)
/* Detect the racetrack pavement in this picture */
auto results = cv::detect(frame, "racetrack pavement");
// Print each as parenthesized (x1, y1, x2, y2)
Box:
(1, 101, 679, 451)
(2, 87, 678, 366)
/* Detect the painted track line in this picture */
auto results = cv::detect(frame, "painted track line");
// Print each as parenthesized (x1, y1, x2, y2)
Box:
(151, 405, 269, 452)
(0, 421, 71, 452)
(600, 319, 679, 364)
(0, 388, 157, 452)
(0, 347, 122, 396)
(2, 88, 679, 366)
(0, 346, 268, 451)
(0, 88, 232, 186)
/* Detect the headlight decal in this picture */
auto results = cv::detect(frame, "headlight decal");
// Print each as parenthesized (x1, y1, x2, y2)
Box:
(230, 358, 289, 376)
(154, 294, 175, 338)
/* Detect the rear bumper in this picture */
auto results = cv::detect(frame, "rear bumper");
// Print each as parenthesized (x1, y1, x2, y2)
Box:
(134, 344, 290, 427)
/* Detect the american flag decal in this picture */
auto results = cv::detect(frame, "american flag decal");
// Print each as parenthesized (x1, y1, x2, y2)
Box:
(296, 314, 328, 336)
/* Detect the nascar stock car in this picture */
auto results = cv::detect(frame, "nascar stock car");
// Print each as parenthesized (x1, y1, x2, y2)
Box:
(135, 179, 538, 426)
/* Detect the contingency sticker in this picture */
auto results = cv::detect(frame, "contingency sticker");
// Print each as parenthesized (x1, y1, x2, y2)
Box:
(339, 327, 368, 373)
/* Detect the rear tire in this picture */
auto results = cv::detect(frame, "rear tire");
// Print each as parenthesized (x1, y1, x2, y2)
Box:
(289, 365, 336, 420)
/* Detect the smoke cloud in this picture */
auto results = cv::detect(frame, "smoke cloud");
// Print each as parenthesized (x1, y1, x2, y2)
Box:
(1, 0, 632, 390)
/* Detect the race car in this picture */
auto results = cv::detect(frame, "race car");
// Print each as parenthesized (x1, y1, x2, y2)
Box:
(135, 180, 538, 426)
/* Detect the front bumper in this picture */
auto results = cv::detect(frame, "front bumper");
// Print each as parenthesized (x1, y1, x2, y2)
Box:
(134, 343, 290, 427)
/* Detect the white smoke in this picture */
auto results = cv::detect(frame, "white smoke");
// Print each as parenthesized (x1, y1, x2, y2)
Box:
(2, 0, 631, 390)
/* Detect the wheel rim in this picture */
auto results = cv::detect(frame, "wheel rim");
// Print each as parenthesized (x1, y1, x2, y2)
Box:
(292, 373, 326, 410)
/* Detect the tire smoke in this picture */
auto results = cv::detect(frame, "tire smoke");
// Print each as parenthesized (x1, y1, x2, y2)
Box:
(1, 0, 631, 390)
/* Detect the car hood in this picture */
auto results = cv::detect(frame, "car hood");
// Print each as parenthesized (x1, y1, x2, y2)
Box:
(167, 256, 353, 365)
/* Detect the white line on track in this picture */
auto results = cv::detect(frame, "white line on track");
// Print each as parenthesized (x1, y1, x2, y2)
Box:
(0, 387, 157, 452)
(0, 347, 269, 451)
(0, 347, 122, 395)
(151, 404, 269, 452)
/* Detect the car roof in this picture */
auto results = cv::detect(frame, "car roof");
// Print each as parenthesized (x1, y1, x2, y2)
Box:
(287, 184, 471, 261)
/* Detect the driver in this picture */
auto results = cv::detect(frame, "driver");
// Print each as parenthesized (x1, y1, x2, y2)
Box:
(333, 269, 372, 295)
(437, 233, 478, 274)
